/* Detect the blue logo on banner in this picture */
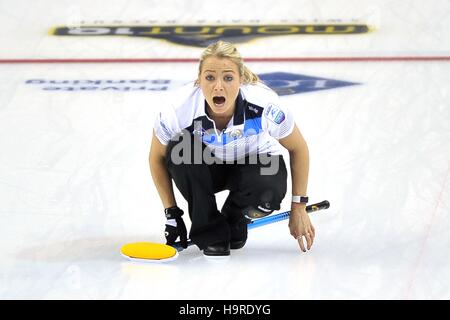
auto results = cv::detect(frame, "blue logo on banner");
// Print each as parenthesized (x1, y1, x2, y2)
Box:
(259, 72, 359, 96)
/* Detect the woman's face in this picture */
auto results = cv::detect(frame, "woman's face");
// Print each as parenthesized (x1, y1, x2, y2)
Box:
(199, 56, 242, 117)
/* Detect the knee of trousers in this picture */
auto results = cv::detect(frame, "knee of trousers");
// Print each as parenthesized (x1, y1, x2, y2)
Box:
(243, 188, 285, 219)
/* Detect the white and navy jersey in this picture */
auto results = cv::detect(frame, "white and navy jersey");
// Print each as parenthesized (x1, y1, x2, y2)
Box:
(154, 81, 295, 161)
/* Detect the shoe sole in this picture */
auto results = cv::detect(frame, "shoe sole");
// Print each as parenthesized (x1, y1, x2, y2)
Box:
(203, 251, 230, 257)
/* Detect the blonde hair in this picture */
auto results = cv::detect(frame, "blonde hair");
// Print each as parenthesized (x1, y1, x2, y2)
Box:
(195, 40, 259, 86)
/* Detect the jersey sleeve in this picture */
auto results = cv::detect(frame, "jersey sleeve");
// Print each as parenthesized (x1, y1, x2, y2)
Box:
(153, 105, 179, 145)
(263, 101, 295, 140)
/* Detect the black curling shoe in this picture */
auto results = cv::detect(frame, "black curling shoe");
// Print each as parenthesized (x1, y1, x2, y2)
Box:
(230, 239, 246, 250)
(203, 241, 230, 256)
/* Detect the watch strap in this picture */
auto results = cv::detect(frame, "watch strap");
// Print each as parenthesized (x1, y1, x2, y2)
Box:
(292, 195, 309, 204)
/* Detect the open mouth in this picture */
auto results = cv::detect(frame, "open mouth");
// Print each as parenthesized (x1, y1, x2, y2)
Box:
(212, 96, 226, 107)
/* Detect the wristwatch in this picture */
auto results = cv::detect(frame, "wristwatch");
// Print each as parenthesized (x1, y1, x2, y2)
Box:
(292, 195, 309, 204)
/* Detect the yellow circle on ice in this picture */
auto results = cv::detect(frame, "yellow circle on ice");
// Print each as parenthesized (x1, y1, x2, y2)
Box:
(121, 242, 177, 260)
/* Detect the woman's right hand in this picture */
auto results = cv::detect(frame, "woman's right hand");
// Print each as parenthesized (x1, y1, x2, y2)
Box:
(164, 206, 188, 248)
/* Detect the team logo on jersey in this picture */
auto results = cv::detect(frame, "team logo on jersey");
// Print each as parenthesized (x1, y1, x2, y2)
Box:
(50, 21, 370, 47)
(265, 104, 286, 125)
(229, 129, 243, 139)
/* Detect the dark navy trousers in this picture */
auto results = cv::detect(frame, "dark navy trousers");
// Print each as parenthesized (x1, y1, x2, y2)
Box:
(166, 134, 287, 249)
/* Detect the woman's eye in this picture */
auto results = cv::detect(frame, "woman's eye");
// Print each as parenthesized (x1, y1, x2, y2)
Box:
(224, 75, 233, 81)
(205, 75, 214, 81)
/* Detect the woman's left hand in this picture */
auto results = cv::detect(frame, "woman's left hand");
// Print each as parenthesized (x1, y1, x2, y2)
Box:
(288, 204, 315, 252)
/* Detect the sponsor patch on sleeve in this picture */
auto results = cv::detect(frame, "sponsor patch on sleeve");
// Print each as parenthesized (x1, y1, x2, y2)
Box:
(264, 104, 286, 125)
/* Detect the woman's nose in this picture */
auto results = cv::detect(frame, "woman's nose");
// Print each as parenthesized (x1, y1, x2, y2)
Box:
(214, 79, 223, 90)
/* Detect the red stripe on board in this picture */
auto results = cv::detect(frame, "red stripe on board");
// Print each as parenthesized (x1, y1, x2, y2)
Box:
(0, 56, 450, 63)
